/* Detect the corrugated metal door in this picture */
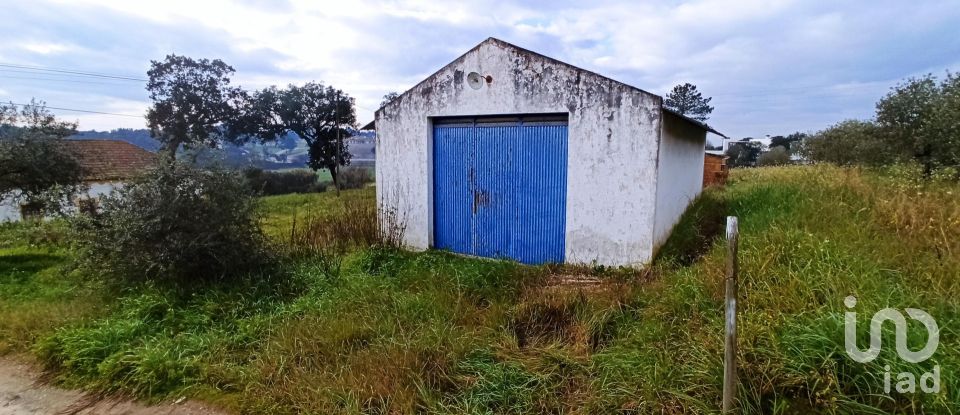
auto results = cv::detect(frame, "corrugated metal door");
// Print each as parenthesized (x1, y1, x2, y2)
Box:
(433, 116, 567, 264)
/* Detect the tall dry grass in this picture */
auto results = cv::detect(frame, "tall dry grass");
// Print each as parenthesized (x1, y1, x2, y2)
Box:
(286, 200, 406, 257)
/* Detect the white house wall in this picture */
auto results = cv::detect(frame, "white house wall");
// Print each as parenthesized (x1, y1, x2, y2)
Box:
(376, 39, 664, 266)
(652, 113, 707, 253)
(0, 182, 123, 222)
(0, 201, 18, 222)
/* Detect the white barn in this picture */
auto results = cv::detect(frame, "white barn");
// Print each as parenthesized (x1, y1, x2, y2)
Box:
(374, 38, 722, 267)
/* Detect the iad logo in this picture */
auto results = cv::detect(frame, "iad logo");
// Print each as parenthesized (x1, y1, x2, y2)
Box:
(844, 295, 940, 393)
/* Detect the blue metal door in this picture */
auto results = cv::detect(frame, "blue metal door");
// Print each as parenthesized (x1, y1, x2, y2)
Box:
(433, 116, 567, 264)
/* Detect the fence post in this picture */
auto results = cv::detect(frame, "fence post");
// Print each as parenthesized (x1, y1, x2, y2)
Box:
(722, 216, 739, 413)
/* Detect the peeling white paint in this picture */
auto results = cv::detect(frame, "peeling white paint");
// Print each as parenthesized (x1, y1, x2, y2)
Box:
(376, 38, 706, 267)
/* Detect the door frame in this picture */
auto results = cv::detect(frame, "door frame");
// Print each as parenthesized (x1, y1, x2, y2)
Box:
(429, 113, 569, 260)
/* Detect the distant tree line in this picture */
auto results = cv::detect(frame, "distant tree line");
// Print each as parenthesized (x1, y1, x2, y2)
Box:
(69, 128, 322, 170)
(802, 73, 960, 177)
(724, 73, 960, 177)
(71, 128, 162, 151)
(723, 132, 806, 168)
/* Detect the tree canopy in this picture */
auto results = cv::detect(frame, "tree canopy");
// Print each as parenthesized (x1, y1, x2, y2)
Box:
(380, 92, 400, 108)
(725, 140, 763, 167)
(664, 83, 714, 122)
(143, 55, 359, 190)
(876, 73, 960, 175)
(802, 120, 896, 166)
(0, 100, 85, 214)
(800, 73, 960, 176)
(238, 82, 357, 194)
(770, 132, 806, 153)
(757, 146, 790, 166)
(146, 55, 243, 159)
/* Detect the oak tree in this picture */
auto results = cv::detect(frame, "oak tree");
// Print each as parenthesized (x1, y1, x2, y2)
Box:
(239, 83, 356, 195)
(146, 55, 243, 159)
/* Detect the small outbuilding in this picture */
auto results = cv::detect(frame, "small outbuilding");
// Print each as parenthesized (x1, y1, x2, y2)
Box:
(0, 139, 156, 222)
(703, 152, 729, 188)
(375, 38, 723, 267)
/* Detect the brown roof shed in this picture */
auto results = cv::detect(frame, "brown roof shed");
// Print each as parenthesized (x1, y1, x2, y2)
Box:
(63, 139, 157, 182)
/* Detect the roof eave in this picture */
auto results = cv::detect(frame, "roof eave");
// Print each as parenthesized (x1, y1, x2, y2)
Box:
(662, 107, 727, 139)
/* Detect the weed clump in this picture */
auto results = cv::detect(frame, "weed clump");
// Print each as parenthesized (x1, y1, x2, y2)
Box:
(336, 166, 373, 190)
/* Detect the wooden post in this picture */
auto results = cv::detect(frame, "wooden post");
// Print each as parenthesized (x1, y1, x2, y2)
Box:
(722, 216, 739, 413)
(334, 90, 342, 197)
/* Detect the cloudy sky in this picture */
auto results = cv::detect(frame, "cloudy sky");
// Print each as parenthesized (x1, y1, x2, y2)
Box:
(2, 0, 959, 140)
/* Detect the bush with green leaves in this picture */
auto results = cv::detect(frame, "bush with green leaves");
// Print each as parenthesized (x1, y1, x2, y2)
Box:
(0, 100, 85, 215)
(801, 73, 960, 175)
(72, 161, 273, 285)
(802, 119, 897, 166)
(336, 166, 373, 190)
(243, 168, 324, 195)
(756, 145, 791, 166)
(877, 73, 960, 175)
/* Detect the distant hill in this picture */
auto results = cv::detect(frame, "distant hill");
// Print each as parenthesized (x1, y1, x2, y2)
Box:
(69, 128, 375, 170)
(70, 129, 161, 151)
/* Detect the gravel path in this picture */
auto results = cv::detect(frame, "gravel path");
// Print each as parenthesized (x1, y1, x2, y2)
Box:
(0, 358, 227, 415)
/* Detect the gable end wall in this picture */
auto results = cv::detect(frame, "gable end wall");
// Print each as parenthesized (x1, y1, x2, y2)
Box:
(376, 39, 664, 266)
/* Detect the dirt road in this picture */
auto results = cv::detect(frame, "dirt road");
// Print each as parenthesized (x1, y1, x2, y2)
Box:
(0, 358, 227, 415)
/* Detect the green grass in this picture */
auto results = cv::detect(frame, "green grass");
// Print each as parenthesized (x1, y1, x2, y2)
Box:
(272, 167, 375, 186)
(1, 165, 958, 413)
(0, 222, 104, 355)
(259, 187, 375, 238)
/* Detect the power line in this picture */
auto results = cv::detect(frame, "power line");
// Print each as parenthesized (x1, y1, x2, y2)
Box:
(0, 75, 142, 86)
(4, 102, 143, 118)
(0, 63, 147, 82)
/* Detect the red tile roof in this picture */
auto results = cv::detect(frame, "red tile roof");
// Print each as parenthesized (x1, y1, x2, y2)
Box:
(63, 139, 157, 182)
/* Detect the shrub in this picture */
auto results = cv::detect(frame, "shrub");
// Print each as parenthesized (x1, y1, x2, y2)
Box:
(802, 119, 898, 166)
(725, 141, 763, 167)
(756, 145, 790, 166)
(243, 168, 323, 195)
(72, 161, 273, 285)
(0, 100, 85, 215)
(337, 166, 373, 190)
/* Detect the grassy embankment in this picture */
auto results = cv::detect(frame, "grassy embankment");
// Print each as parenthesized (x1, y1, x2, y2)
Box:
(0, 164, 957, 414)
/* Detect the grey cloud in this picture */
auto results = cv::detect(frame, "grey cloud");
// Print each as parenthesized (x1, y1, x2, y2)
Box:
(2, 0, 959, 137)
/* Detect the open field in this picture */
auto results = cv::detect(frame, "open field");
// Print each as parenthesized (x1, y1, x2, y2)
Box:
(271, 167, 376, 186)
(0, 165, 957, 414)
